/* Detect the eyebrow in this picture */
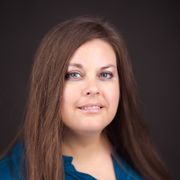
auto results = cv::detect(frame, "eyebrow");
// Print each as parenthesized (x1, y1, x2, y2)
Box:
(68, 63, 116, 69)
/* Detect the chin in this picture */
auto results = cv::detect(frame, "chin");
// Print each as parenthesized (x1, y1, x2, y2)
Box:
(73, 124, 108, 135)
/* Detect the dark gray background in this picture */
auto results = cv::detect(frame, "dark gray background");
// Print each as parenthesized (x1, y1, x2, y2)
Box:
(0, 0, 179, 179)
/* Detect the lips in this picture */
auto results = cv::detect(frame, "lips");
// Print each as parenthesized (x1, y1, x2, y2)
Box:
(78, 104, 103, 113)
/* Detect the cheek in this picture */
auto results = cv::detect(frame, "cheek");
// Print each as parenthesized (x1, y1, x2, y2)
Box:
(104, 84, 120, 120)
(105, 82, 120, 105)
(60, 90, 73, 126)
(60, 85, 81, 125)
(62, 85, 79, 106)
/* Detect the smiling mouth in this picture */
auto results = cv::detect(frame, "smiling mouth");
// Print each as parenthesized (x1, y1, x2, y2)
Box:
(78, 105, 103, 113)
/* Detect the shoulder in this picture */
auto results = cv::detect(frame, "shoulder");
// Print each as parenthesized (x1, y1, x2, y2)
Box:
(0, 143, 25, 180)
(113, 153, 142, 180)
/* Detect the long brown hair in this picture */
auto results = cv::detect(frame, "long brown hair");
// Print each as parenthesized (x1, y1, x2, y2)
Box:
(22, 16, 170, 179)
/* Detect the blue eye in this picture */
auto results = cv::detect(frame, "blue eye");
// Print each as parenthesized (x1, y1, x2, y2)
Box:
(100, 72, 113, 79)
(65, 72, 81, 80)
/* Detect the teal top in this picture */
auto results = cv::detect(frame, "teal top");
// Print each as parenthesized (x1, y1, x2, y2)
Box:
(0, 143, 142, 180)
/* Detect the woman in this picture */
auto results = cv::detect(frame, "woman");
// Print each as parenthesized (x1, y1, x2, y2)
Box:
(0, 16, 170, 179)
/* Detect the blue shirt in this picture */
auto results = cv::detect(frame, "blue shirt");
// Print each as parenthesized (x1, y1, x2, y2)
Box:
(0, 143, 142, 179)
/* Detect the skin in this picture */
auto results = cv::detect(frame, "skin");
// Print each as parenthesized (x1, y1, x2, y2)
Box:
(61, 38, 120, 179)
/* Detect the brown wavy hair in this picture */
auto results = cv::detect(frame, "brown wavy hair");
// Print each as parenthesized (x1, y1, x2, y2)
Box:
(19, 16, 171, 179)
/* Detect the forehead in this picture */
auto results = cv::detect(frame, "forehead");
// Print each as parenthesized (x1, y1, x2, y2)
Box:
(69, 39, 117, 67)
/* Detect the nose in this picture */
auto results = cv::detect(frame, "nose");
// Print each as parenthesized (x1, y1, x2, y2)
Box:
(82, 79, 100, 96)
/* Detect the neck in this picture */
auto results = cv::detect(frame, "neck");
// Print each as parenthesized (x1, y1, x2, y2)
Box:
(62, 129, 112, 160)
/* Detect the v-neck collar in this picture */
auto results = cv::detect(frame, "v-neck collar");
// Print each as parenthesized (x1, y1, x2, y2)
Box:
(62, 154, 119, 180)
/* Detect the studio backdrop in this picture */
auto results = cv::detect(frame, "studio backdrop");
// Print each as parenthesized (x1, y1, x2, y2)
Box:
(0, 1, 179, 179)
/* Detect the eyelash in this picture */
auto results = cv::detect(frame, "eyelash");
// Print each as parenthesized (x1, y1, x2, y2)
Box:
(65, 71, 113, 80)
(99, 72, 113, 79)
(65, 71, 82, 80)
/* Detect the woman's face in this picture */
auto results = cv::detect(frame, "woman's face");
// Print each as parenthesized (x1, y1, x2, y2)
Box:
(61, 39, 120, 136)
